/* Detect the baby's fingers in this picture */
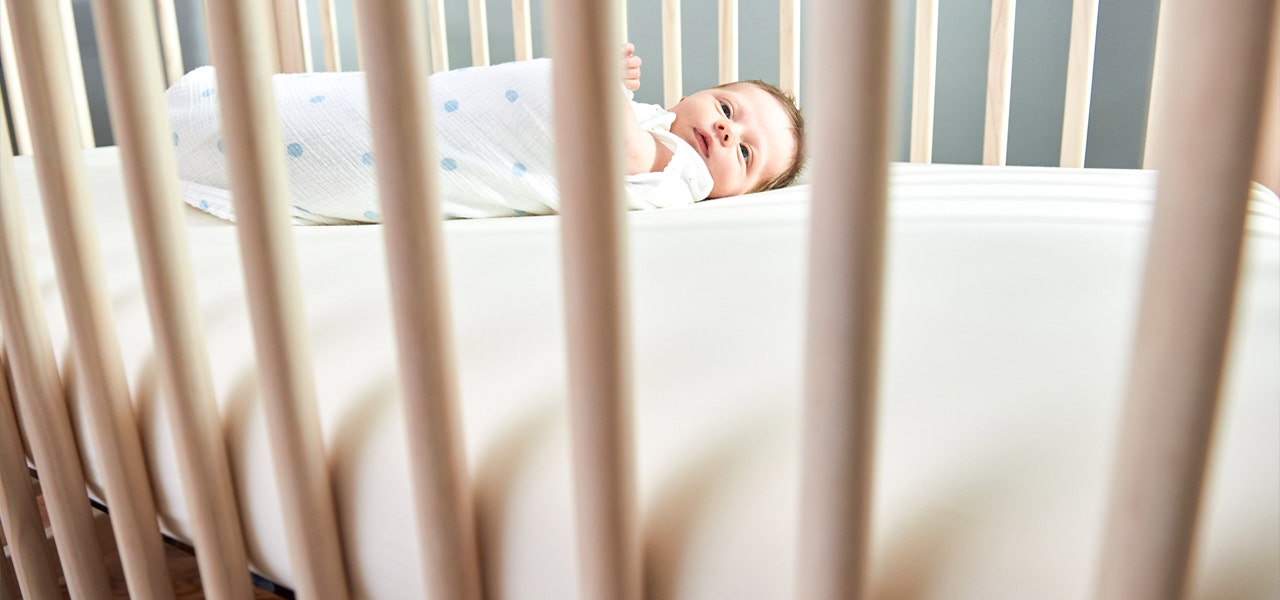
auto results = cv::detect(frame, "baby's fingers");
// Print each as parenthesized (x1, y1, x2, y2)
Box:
(621, 49, 642, 91)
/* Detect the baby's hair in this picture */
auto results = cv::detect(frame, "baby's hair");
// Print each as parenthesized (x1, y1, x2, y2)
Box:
(715, 79, 806, 193)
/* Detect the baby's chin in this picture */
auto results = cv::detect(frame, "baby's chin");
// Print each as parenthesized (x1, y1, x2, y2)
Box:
(704, 181, 731, 200)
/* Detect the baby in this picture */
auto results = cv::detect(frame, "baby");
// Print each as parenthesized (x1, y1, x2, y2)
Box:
(618, 43, 805, 200)
(166, 46, 804, 224)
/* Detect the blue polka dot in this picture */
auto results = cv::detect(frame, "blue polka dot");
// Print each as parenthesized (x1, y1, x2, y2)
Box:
(513, 209, 530, 216)
(363, 210, 379, 220)
(202, 88, 216, 98)
(441, 158, 457, 171)
(444, 100, 459, 112)
(217, 139, 224, 153)
(199, 200, 209, 210)
(287, 143, 304, 157)
(361, 152, 374, 166)
(445, 212, 460, 219)
(505, 89, 519, 102)
(512, 162, 527, 177)
(310, 95, 325, 103)
(172, 132, 179, 146)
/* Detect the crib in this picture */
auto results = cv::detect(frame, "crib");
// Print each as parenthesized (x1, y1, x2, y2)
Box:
(0, 0, 1277, 598)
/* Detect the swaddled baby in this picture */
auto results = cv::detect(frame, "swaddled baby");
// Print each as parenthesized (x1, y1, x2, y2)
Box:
(166, 46, 804, 224)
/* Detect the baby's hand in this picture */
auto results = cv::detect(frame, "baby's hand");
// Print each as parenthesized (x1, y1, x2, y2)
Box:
(621, 43, 642, 92)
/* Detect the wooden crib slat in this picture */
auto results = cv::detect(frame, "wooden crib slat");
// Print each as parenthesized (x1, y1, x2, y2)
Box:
(619, 1, 628, 48)
(0, 523, 21, 598)
(798, 0, 892, 597)
(0, 346, 60, 600)
(982, 0, 1016, 166)
(513, 0, 533, 62)
(0, 66, 112, 600)
(90, 0, 258, 597)
(202, 0, 351, 597)
(319, 0, 341, 71)
(272, 0, 312, 73)
(780, 0, 800, 102)
(1096, 1, 1276, 598)
(0, 0, 32, 155)
(718, 0, 738, 84)
(1060, 0, 1099, 168)
(56, 0, 95, 149)
(154, 0, 184, 85)
(1255, 7, 1279, 192)
(661, 0, 682, 108)
(468, 0, 490, 67)
(426, 0, 448, 73)
(7, 1, 178, 597)
(548, 0, 638, 598)
(1142, 4, 1171, 170)
(351, 0, 367, 71)
(909, 0, 938, 163)
(353, 2, 481, 599)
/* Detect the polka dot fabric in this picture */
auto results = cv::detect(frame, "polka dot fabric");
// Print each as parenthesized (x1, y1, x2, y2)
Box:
(166, 58, 708, 224)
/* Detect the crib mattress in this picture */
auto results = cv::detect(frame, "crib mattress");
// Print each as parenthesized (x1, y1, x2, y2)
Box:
(11, 147, 1279, 599)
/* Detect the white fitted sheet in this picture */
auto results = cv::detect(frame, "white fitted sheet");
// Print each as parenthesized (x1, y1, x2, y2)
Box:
(11, 147, 1279, 599)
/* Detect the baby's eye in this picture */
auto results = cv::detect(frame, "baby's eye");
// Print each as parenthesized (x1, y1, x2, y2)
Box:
(740, 144, 750, 160)
(720, 102, 731, 117)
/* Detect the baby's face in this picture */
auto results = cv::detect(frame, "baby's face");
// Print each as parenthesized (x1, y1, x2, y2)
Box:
(668, 82, 796, 198)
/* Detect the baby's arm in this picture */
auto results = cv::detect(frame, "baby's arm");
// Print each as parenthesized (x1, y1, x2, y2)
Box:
(619, 44, 673, 175)
(623, 103, 673, 175)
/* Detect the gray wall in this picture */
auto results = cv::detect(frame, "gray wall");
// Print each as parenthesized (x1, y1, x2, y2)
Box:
(4, 0, 1160, 168)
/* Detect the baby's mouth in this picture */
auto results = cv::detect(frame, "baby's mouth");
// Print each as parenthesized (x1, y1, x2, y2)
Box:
(693, 128, 710, 157)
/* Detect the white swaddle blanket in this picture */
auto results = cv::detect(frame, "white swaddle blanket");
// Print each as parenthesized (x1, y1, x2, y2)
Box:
(167, 59, 711, 224)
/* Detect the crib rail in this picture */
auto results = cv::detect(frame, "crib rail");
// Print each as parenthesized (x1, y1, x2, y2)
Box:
(718, 0, 738, 84)
(1060, 0, 1100, 168)
(780, 0, 801, 101)
(547, 0, 639, 597)
(202, 0, 350, 597)
(982, 0, 1016, 166)
(56, 0, 94, 150)
(1256, 6, 1280, 192)
(0, 0, 1275, 599)
(0, 69, 114, 600)
(661, 0, 682, 108)
(154, 0, 184, 86)
(427, 0, 449, 73)
(0, 100, 81, 600)
(799, 0, 892, 596)
(319, 0, 342, 71)
(88, 0, 255, 596)
(353, 0, 481, 597)
(469, 0, 490, 67)
(0, 0, 31, 155)
(4, 1, 174, 597)
(909, 0, 938, 163)
(0, 347, 60, 599)
(513, 0, 533, 62)
(1097, 1, 1275, 597)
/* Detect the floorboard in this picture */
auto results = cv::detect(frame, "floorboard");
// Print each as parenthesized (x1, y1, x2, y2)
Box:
(1, 483, 290, 599)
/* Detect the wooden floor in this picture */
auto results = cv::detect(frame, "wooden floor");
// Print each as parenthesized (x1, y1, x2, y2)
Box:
(1, 485, 290, 599)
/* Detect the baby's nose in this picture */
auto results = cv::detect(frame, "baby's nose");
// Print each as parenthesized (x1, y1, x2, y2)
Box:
(716, 121, 737, 144)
